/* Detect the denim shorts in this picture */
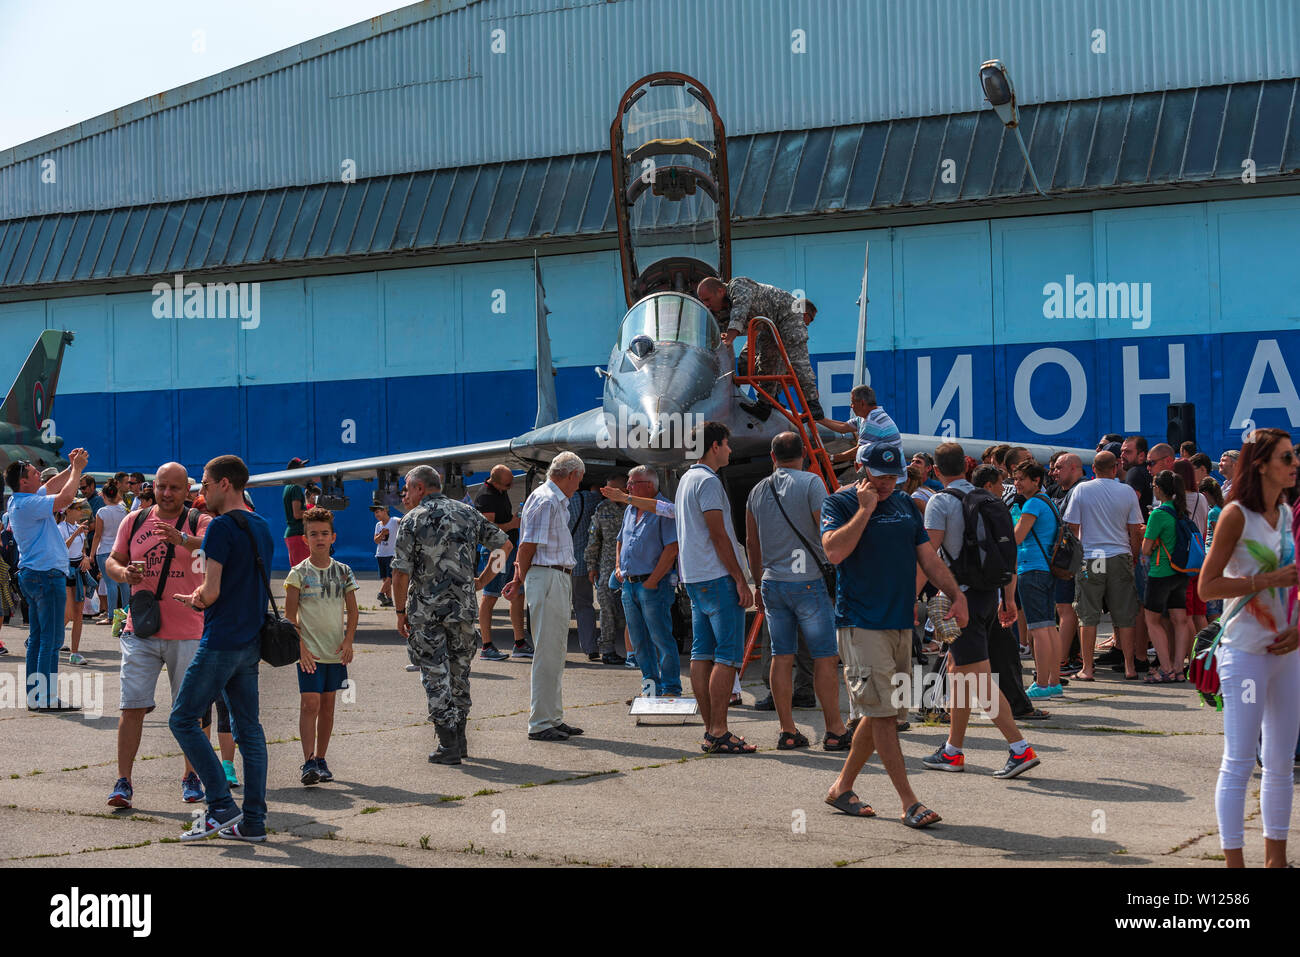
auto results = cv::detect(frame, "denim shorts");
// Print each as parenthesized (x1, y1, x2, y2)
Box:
(1017, 569, 1057, 630)
(1054, 574, 1074, 605)
(298, 661, 349, 694)
(478, 548, 516, 597)
(684, 576, 745, 668)
(376, 555, 393, 579)
(760, 579, 837, 658)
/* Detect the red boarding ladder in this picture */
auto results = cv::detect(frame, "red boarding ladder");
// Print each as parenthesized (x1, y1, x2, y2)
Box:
(732, 316, 837, 676)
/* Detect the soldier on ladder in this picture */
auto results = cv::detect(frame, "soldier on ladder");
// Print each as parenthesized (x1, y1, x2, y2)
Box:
(697, 277, 825, 423)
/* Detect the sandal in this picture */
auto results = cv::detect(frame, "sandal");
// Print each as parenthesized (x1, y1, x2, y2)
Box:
(777, 729, 810, 750)
(705, 731, 757, 754)
(1014, 708, 1050, 720)
(1143, 669, 1175, 684)
(822, 729, 853, 751)
(901, 802, 941, 829)
(825, 790, 875, 817)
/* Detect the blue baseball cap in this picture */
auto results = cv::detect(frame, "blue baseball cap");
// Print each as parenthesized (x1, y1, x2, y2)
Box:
(856, 443, 905, 477)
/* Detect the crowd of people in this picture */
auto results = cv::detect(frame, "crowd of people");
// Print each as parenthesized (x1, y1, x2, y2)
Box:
(2, 406, 1295, 863)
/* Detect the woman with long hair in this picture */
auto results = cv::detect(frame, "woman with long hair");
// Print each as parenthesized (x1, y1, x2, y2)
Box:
(1198, 427, 1300, 868)
(58, 500, 93, 665)
(1140, 470, 1195, 682)
(91, 480, 130, 621)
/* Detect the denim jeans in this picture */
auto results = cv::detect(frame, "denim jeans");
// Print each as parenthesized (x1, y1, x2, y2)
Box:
(621, 580, 682, 695)
(168, 640, 267, 832)
(760, 579, 838, 658)
(18, 568, 65, 707)
(684, 576, 745, 668)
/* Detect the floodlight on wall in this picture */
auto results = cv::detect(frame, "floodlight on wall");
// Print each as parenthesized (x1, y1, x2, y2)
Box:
(979, 59, 1045, 196)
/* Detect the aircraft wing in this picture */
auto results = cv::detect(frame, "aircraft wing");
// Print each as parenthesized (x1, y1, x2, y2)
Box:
(245, 438, 520, 490)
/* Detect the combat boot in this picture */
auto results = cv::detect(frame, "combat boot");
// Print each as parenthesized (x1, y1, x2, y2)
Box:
(428, 724, 462, 765)
(457, 719, 469, 759)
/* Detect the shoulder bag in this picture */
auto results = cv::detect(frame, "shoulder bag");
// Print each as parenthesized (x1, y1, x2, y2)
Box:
(230, 511, 300, 667)
(127, 508, 185, 638)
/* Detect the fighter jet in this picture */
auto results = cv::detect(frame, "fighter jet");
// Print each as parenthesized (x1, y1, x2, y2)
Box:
(246, 73, 1086, 505)
(0, 330, 75, 475)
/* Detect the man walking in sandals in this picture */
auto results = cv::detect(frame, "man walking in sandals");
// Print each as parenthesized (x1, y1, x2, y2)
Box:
(819, 444, 966, 829)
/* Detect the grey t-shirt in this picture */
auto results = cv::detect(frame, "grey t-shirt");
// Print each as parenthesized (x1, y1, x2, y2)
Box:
(746, 468, 828, 582)
(675, 463, 745, 584)
(923, 479, 975, 565)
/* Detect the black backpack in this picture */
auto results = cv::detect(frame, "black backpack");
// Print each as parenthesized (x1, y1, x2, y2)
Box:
(939, 487, 1016, 591)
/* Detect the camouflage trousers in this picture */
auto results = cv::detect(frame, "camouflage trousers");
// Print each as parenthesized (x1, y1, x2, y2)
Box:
(407, 619, 476, 729)
(596, 583, 626, 651)
(753, 326, 822, 418)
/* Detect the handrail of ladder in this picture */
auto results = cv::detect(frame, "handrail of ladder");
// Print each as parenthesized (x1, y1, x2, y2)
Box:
(731, 315, 838, 677)
(732, 315, 836, 491)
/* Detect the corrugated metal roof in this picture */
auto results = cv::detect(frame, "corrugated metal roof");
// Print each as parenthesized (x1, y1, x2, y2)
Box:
(2, 79, 1297, 292)
(4, 0, 1299, 220)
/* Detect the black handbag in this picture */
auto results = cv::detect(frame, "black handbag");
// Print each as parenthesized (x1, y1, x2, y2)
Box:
(766, 478, 837, 599)
(230, 511, 300, 667)
(127, 508, 187, 639)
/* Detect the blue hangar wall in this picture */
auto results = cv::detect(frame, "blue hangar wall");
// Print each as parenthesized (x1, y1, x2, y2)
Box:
(2, 192, 1297, 568)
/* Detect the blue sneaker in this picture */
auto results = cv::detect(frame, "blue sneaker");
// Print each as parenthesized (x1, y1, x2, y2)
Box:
(107, 777, 133, 809)
(1047, 683, 1065, 697)
(315, 757, 333, 782)
(625, 653, 638, 669)
(181, 772, 205, 803)
(300, 758, 320, 786)
(922, 746, 965, 772)
(218, 822, 267, 843)
(1026, 682, 1054, 699)
(223, 759, 240, 788)
(993, 746, 1041, 779)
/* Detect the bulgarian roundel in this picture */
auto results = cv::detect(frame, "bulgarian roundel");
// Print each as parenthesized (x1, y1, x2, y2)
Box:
(32, 382, 45, 430)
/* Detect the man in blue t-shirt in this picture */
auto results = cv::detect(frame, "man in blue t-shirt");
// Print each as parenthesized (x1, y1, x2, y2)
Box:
(5, 449, 89, 710)
(819, 443, 965, 828)
(170, 454, 275, 843)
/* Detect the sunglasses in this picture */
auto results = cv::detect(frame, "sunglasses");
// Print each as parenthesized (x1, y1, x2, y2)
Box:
(1280, 451, 1297, 465)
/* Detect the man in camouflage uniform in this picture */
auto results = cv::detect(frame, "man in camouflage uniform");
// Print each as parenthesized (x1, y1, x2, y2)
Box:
(584, 473, 628, 665)
(697, 276, 824, 422)
(393, 464, 510, 766)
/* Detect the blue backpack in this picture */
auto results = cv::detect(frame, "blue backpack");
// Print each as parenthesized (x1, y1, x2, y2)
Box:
(1156, 502, 1206, 575)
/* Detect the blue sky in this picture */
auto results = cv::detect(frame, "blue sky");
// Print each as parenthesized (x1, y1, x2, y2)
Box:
(0, 0, 412, 151)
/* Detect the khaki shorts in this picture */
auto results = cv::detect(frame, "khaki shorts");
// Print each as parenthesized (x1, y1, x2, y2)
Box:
(1073, 553, 1139, 628)
(119, 632, 200, 712)
(837, 626, 910, 720)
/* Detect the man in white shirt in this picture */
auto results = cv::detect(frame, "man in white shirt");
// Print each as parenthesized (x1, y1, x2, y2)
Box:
(505, 452, 587, 742)
(1063, 451, 1144, 679)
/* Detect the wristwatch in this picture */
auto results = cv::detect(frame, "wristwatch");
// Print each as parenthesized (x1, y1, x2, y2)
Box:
(396, 607, 406, 614)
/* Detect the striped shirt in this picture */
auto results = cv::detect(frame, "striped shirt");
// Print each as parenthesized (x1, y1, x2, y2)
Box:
(519, 479, 577, 568)
(849, 406, 902, 455)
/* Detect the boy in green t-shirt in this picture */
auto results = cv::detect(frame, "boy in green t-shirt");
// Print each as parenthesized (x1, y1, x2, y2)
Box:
(285, 507, 359, 786)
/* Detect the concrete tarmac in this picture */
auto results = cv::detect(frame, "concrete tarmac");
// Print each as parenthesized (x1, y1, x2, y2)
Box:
(0, 579, 1288, 868)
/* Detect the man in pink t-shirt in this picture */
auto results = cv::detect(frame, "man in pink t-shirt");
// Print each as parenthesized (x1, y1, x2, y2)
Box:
(103, 462, 212, 810)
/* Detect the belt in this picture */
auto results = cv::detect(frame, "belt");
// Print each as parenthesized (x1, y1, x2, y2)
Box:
(533, 564, 574, 574)
(627, 574, 652, 583)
